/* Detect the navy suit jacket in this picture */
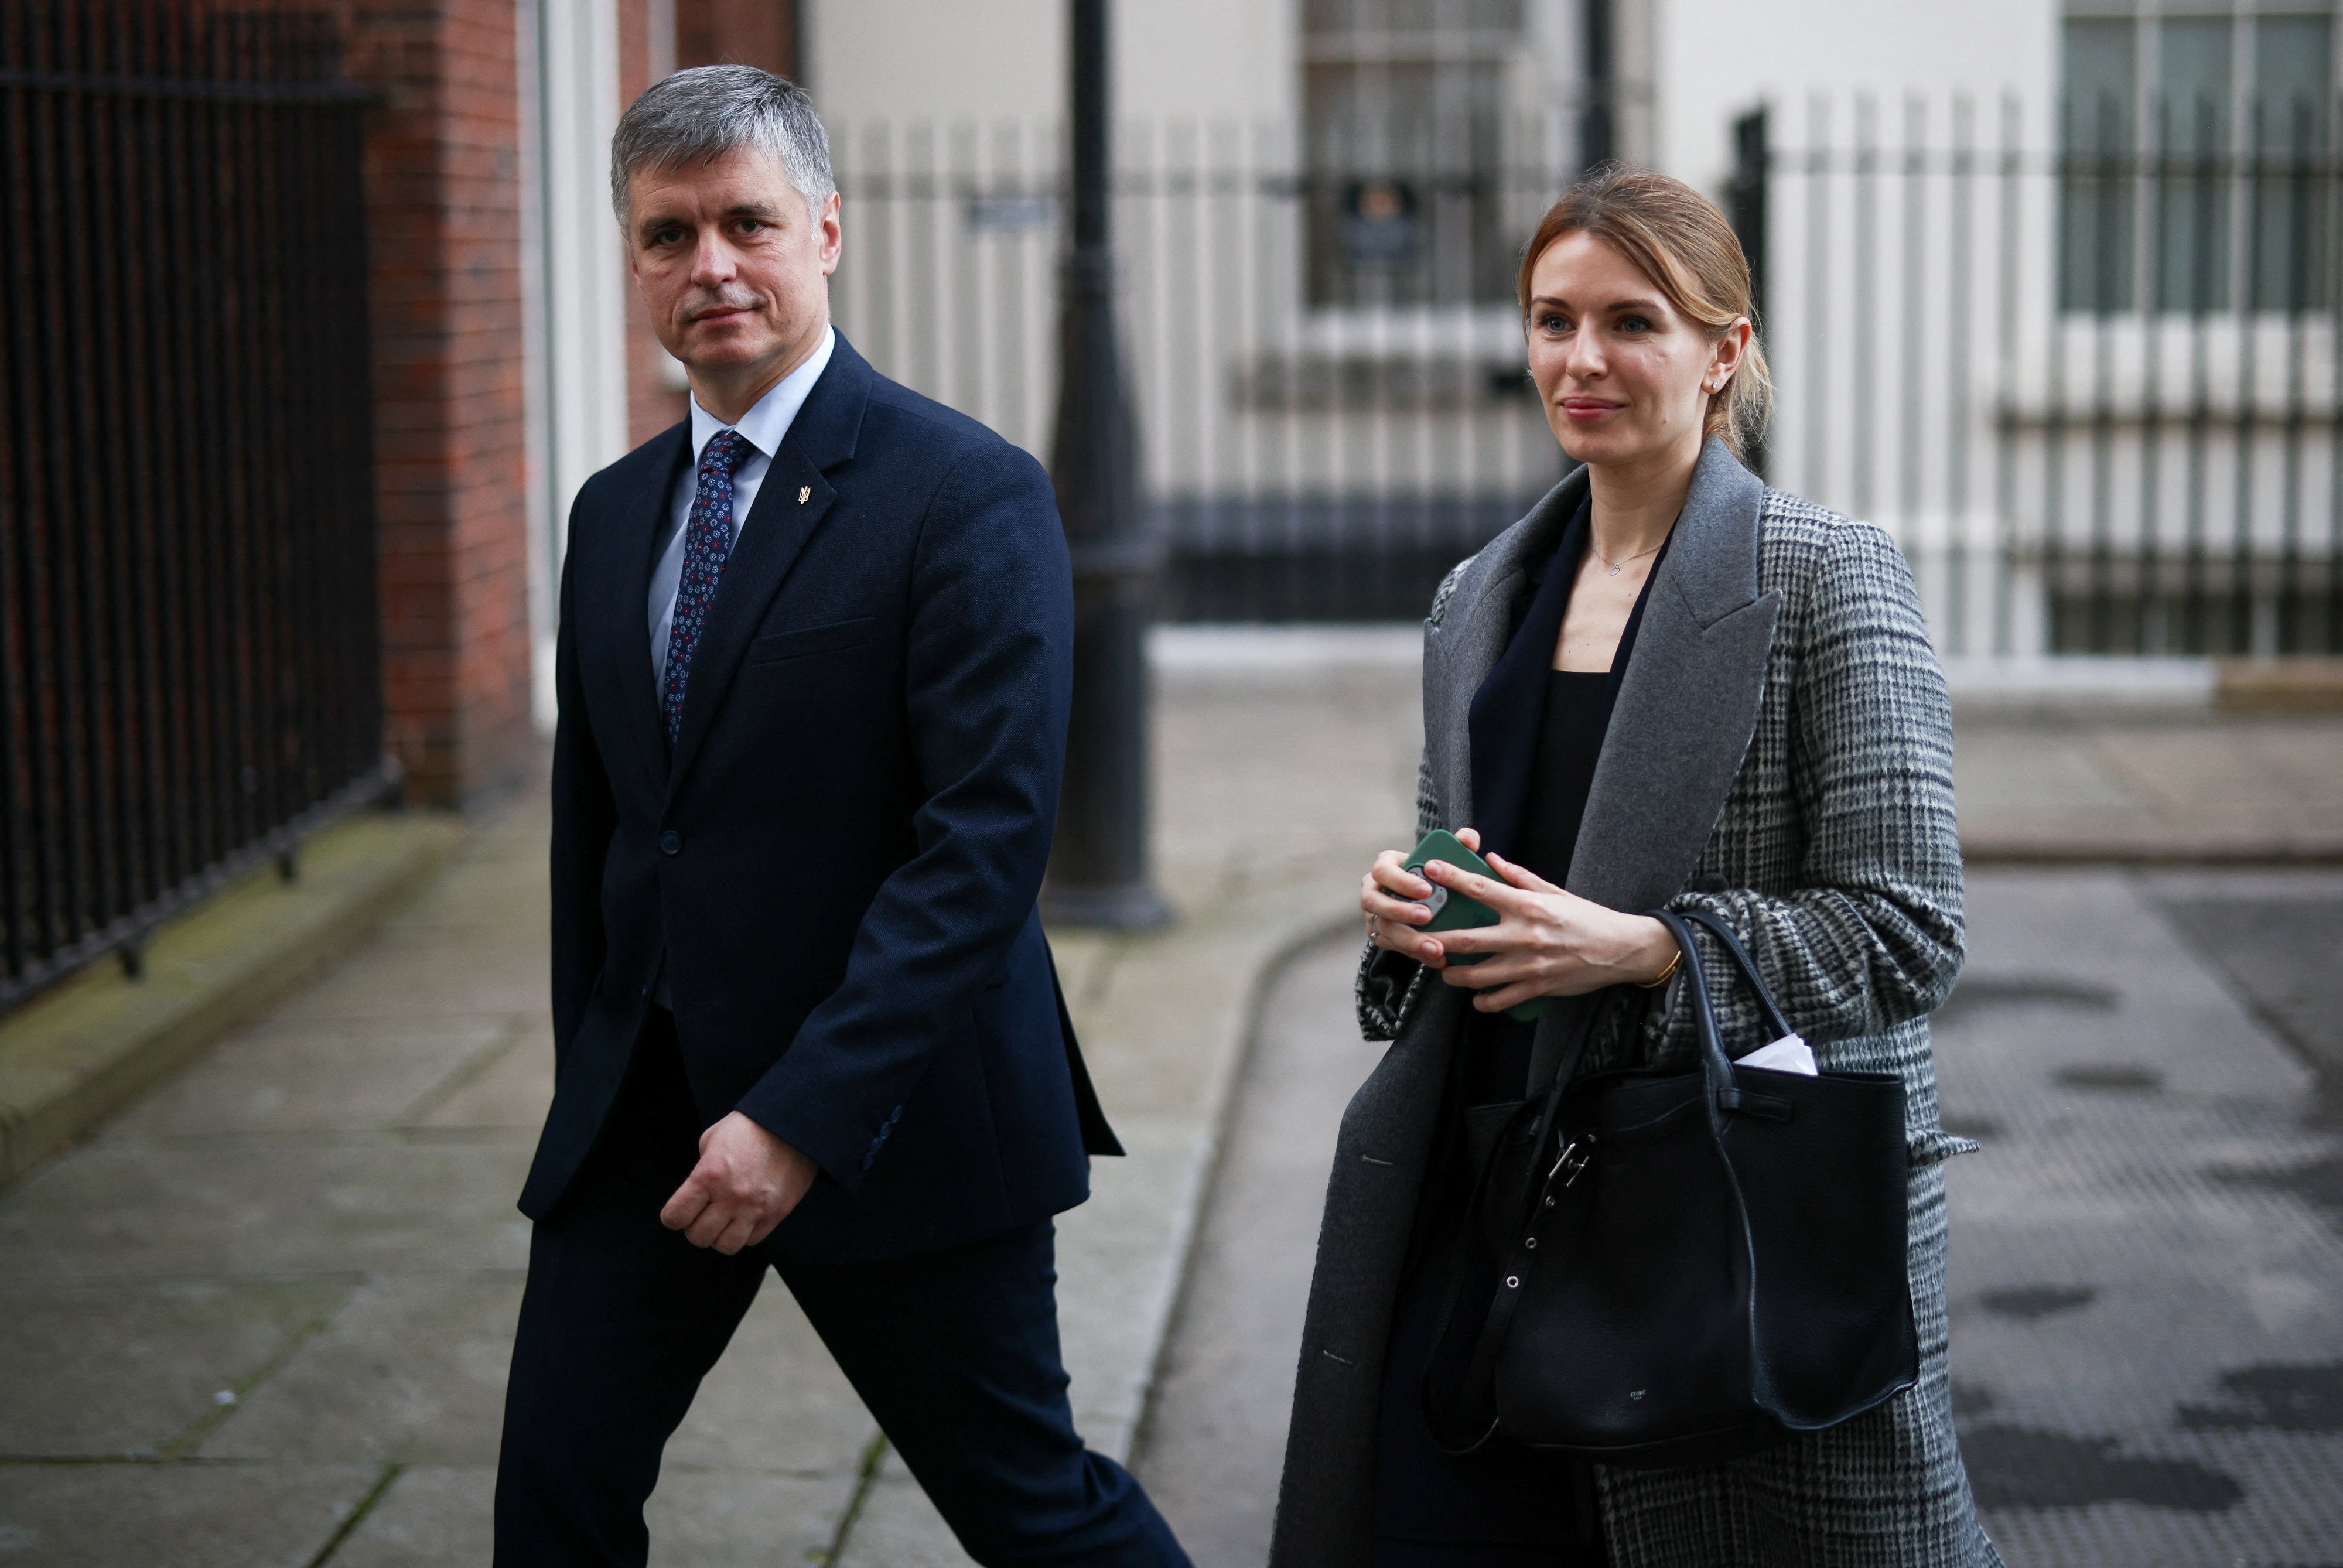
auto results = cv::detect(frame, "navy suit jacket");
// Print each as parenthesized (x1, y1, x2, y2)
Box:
(520, 333, 1120, 1262)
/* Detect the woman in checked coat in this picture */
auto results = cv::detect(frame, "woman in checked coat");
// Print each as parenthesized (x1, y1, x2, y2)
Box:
(1270, 169, 2003, 1567)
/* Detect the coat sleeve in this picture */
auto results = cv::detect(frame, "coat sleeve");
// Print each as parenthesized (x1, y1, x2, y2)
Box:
(1355, 556, 1477, 1041)
(548, 516, 617, 1067)
(1649, 520, 1966, 1058)
(730, 445, 1073, 1190)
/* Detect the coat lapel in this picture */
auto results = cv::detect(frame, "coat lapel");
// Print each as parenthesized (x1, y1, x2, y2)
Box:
(1566, 438, 1779, 914)
(1422, 466, 1589, 846)
(664, 334, 874, 796)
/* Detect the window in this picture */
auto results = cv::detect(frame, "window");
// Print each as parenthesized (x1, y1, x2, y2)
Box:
(2060, 16, 2139, 310)
(2060, 7, 2337, 312)
(1302, 0, 1529, 307)
(2252, 12, 2332, 306)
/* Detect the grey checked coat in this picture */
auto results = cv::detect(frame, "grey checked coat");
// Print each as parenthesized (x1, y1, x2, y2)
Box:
(1270, 440, 2003, 1568)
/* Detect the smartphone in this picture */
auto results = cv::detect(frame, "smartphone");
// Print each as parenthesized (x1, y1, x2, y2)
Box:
(1399, 829, 1547, 1023)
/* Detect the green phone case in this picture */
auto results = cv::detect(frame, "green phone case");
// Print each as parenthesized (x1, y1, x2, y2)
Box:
(1401, 829, 1548, 1023)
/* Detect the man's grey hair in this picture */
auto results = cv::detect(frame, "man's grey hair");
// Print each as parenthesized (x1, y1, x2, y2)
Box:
(610, 64, 835, 227)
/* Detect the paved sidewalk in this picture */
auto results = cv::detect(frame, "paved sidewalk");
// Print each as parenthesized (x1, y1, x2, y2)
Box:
(1955, 715, 2343, 860)
(2, 628, 2338, 1566)
(1943, 866, 2343, 1566)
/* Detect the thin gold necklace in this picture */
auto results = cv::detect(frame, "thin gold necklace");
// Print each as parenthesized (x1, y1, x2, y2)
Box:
(1591, 539, 1663, 577)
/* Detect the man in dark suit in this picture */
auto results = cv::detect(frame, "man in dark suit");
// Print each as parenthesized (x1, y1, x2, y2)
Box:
(493, 66, 1190, 1568)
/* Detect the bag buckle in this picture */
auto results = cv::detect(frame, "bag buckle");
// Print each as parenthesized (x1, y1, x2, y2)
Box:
(1548, 1137, 1593, 1188)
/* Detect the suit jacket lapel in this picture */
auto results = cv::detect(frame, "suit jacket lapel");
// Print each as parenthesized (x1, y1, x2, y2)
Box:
(664, 334, 875, 796)
(1566, 438, 1779, 915)
(593, 422, 689, 803)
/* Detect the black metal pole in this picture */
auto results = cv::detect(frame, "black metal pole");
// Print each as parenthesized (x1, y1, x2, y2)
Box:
(1581, 0, 1614, 172)
(1040, 0, 1170, 929)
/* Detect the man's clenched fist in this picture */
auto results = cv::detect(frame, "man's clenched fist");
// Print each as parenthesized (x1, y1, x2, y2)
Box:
(659, 1111, 818, 1254)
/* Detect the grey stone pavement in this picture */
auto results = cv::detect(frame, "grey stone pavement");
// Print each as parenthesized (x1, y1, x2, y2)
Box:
(3, 626, 2341, 1565)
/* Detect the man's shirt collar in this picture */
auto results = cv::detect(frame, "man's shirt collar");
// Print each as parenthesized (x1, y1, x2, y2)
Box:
(686, 324, 836, 464)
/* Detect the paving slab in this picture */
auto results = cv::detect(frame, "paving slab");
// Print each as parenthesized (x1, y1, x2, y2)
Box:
(2149, 868, 2343, 1083)
(199, 1273, 525, 1466)
(0, 1461, 385, 1568)
(641, 1468, 858, 1567)
(661, 1284, 875, 1475)
(0, 1139, 537, 1282)
(103, 1017, 517, 1139)
(1936, 869, 2343, 1566)
(832, 1457, 972, 1566)
(412, 1022, 556, 1132)
(325, 1465, 494, 1568)
(0, 1276, 353, 1457)
(1956, 716, 2343, 860)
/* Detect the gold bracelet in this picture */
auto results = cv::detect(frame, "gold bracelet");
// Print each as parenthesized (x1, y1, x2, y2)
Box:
(1634, 944, 1683, 989)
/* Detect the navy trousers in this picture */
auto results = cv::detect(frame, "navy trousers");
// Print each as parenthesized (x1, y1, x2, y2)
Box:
(494, 1012, 1188, 1567)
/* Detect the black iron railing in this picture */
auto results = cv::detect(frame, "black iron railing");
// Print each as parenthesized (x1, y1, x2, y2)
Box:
(1730, 95, 2342, 656)
(0, 4, 387, 1013)
(829, 100, 2343, 643)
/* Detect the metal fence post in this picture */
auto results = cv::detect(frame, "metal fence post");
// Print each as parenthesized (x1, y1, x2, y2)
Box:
(1040, 0, 1170, 929)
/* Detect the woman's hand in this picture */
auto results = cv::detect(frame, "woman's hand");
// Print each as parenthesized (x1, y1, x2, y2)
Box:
(1361, 828, 1495, 968)
(1426, 850, 1680, 1013)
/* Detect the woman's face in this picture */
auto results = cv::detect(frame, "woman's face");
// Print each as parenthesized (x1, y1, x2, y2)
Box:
(1524, 230, 1741, 470)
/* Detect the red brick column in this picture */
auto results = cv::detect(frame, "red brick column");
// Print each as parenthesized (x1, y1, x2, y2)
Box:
(620, 0, 689, 448)
(676, 0, 798, 76)
(343, 1, 535, 807)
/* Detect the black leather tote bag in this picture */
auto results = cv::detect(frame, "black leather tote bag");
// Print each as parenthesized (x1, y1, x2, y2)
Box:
(1423, 908, 1918, 1468)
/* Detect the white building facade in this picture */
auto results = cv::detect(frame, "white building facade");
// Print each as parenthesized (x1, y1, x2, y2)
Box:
(545, 0, 2341, 653)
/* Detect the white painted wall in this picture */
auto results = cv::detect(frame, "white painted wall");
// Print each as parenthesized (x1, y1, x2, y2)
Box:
(1647, 0, 2059, 186)
(803, 0, 1295, 128)
(520, 0, 631, 731)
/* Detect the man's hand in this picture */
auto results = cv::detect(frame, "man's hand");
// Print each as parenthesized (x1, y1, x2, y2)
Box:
(660, 1112, 818, 1255)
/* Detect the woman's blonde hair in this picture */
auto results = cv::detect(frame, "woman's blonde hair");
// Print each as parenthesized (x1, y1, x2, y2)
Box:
(1516, 165, 1772, 463)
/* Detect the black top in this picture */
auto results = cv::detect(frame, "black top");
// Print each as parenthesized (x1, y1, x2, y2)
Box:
(1519, 671, 1613, 887)
(1457, 669, 1612, 1107)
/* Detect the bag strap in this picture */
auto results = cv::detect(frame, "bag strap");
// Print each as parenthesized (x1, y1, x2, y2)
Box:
(1677, 907, 1795, 1045)
(1653, 910, 1748, 1119)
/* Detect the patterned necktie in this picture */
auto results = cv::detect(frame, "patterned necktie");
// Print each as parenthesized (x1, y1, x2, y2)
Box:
(661, 428, 755, 749)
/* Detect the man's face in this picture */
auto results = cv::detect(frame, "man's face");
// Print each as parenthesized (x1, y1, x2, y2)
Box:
(626, 144, 841, 383)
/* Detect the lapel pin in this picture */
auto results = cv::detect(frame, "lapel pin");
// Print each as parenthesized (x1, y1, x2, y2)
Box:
(798, 486, 811, 505)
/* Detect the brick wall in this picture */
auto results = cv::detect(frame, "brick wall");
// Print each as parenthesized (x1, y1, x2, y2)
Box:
(214, 0, 537, 805)
(676, 0, 798, 74)
(342, 0, 535, 807)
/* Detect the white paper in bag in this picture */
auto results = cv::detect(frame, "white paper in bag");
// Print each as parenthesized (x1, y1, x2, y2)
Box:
(1737, 1033, 1818, 1076)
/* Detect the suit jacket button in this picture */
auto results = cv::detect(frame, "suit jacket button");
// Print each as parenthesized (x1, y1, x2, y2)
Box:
(659, 829, 682, 856)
